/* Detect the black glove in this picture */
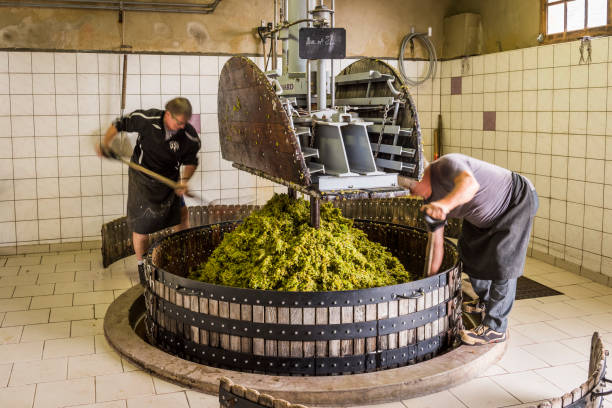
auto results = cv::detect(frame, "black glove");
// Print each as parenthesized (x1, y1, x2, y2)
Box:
(99, 144, 119, 160)
(422, 213, 446, 232)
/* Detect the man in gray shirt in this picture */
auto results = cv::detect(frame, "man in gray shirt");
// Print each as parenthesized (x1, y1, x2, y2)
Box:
(400, 153, 538, 345)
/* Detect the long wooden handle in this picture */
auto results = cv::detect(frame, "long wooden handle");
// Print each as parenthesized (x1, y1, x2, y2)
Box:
(116, 156, 181, 190)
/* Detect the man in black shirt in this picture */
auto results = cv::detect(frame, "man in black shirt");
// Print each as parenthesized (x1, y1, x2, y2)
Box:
(97, 97, 201, 284)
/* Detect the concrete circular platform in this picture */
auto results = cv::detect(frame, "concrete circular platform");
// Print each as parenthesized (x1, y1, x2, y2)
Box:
(104, 285, 507, 406)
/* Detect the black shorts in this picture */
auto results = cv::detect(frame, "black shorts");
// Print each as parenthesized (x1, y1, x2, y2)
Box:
(126, 168, 182, 234)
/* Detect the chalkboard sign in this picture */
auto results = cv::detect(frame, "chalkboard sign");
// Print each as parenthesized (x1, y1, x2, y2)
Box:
(299, 27, 346, 60)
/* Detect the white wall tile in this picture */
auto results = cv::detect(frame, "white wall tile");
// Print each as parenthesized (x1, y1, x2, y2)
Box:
(9, 73, 32, 94)
(585, 182, 604, 206)
(81, 196, 102, 217)
(537, 90, 553, 111)
(100, 158, 121, 176)
(37, 178, 59, 199)
(552, 89, 569, 111)
(9, 52, 31, 73)
(57, 136, 79, 155)
(553, 43, 571, 67)
(60, 217, 82, 238)
(98, 54, 119, 74)
(59, 177, 81, 198)
(569, 111, 587, 134)
(0, 201, 15, 222)
(31, 52, 54, 74)
(0, 180, 15, 201)
(161, 55, 180, 75)
(160, 75, 180, 94)
(538, 45, 554, 68)
(508, 50, 522, 71)
(570, 65, 589, 88)
(586, 159, 605, 183)
(101, 175, 122, 195)
(570, 88, 588, 111)
(10, 95, 33, 115)
(102, 195, 123, 215)
(38, 198, 59, 219)
(56, 95, 78, 116)
(590, 37, 609, 63)
(0, 74, 8, 94)
(54, 54, 76, 74)
(33, 74, 55, 95)
(16, 220, 38, 242)
(202, 171, 220, 190)
(140, 75, 161, 95)
(60, 197, 81, 218)
(36, 158, 58, 178)
(33, 95, 56, 116)
(14, 199, 36, 221)
(140, 55, 160, 75)
(78, 116, 100, 136)
(589, 63, 607, 88)
(80, 176, 101, 196)
(99, 95, 120, 116)
(588, 88, 607, 111)
(199, 76, 218, 95)
(14, 179, 36, 200)
(12, 138, 35, 158)
(125, 75, 140, 95)
(520, 48, 536, 70)
(196, 56, 217, 77)
(0, 95, 9, 115)
(76, 53, 98, 74)
(523, 70, 537, 90)
(82, 216, 102, 237)
(538, 68, 554, 90)
(180, 76, 199, 95)
(0, 52, 8, 74)
(98, 74, 120, 95)
(39, 219, 60, 240)
(584, 206, 603, 230)
(0, 138, 11, 158)
(79, 156, 101, 177)
(180, 56, 199, 75)
(553, 66, 570, 89)
(0, 221, 16, 243)
(34, 116, 57, 140)
(77, 74, 98, 94)
(13, 158, 36, 179)
(606, 161, 612, 185)
(77, 95, 99, 115)
(55, 74, 77, 94)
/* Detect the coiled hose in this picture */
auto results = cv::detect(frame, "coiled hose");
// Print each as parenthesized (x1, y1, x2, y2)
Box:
(398, 32, 437, 87)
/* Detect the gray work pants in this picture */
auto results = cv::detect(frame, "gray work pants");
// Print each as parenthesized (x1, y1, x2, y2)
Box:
(469, 277, 517, 333)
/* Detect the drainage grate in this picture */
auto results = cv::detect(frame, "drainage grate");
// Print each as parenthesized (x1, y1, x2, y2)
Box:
(515, 276, 562, 300)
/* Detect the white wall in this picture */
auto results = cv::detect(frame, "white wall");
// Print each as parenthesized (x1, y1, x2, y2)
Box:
(439, 37, 612, 284)
(0, 51, 438, 249)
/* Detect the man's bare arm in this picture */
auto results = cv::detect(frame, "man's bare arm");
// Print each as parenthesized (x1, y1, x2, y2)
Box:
(422, 171, 479, 219)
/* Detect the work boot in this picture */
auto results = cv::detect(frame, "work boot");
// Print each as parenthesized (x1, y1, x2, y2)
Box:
(460, 324, 506, 346)
(138, 263, 146, 286)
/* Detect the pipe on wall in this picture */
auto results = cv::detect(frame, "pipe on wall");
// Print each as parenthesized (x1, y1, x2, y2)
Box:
(0, 0, 222, 14)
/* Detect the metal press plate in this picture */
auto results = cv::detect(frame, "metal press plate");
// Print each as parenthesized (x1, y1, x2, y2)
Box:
(217, 56, 311, 187)
(336, 58, 425, 181)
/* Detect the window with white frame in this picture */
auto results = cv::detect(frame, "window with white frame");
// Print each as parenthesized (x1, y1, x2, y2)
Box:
(542, 0, 611, 42)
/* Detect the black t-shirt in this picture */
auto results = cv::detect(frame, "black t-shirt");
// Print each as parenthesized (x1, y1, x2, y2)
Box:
(114, 108, 201, 180)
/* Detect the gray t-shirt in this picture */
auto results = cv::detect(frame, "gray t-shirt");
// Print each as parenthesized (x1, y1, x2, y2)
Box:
(428, 153, 514, 228)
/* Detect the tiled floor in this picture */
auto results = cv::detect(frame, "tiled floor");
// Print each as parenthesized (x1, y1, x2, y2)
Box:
(0, 252, 610, 408)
